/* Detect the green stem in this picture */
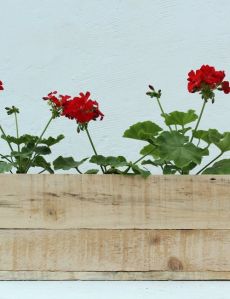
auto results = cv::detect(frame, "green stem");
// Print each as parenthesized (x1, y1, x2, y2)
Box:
(0, 125, 14, 153)
(85, 127, 105, 174)
(0, 125, 14, 163)
(75, 167, 82, 174)
(196, 152, 223, 175)
(0, 154, 12, 163)
(156, 97, 172, 132)
(123, 149, 155, 174)
(190, 100, 206, 143)
(38, 169, 46, 174)
(133, 149, 155, 165)
(25, 116, 54, 173)
(14, 112, 21, 169)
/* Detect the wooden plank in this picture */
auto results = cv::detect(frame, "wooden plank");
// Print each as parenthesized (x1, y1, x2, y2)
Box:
(1, 271, 230, 281)
(0, 229, 230, 272)
(0, 174, 229, 229)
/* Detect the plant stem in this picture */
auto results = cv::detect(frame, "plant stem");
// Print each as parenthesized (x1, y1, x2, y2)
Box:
(14, 112, 21, 169)
(156, 97, 172, 132)
(75, 167, 82, 174)
(190, 100, 206, 143)
(38, 169, 46, 174)
(25, 116, 54, 173)
(0, 125, 14, 153)
(85, 127, 105, 174)
(0, 154, 12, 163)
(0, 125, 14, 163)
(133, 149, 155, 165)
(123, 149, 155, 174)
(196, 152, 223, 175)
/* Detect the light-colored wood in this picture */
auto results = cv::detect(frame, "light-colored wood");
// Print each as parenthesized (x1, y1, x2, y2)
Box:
(1, 271, 230, 281)
(0, 174, 229, 229)
(0, 174, 229, 280)
(0, 229, 229, 272)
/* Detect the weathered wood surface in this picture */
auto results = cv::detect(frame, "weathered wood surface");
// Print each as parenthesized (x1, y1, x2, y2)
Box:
(0, 174, 229, 229)
(1, 271, 230, 281)
(0, 174, 229, 280)
(0, 229, 229, 272)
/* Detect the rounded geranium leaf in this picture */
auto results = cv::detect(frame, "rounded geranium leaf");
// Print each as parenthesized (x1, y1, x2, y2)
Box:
(123, 121, 162, 142)
(162, 110, 198, 126)
(85, 169, 99, 174)
(202, 159, 230, 174)
(214, 132, 230, 152)
(40, 135, 64, 146)
(140, 144, 160, 158)
(90, 155, 129, 168)
(0, 162, 13, 173)
(53, 156, 88, 170)
(192, 129, 223, 145)
(156, 131, 209, 168)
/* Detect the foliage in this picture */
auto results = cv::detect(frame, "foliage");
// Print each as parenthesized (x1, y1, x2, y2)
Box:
(0, 65, 229, 175)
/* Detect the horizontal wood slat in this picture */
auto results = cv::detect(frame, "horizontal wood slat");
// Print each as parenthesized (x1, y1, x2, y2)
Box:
(0, 174, 229, 229)
(0, 174, 229, 280)
(1, 271, 230, 281)
(0, 229, 229, 272)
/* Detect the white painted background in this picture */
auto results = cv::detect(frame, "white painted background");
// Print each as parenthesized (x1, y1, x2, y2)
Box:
(0, 0, 230, 297)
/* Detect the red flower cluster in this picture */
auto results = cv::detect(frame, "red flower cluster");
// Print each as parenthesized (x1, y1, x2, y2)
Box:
(221, 81, 230, 94)
(0, 81, 4, 91)
(187, 65, 230, 94)
(43, 91, 71, 107)
(43, 91, 104, 124)
(62, 92, 104, 123)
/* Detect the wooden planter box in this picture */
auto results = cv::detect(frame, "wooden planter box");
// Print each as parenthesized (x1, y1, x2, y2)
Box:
(0, 174, 229, 281)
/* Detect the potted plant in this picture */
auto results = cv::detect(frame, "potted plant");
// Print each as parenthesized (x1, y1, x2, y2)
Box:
(0, 65, 229, 281)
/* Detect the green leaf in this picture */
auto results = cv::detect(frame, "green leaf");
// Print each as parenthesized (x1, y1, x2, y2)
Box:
(193, 129, 223, 145)
(0, 161, 13, 173)
(85, 169, 99, 174)
(141, 159, 165, 167)
(40, 135, 65, 146)
(182, 162, 197, 173)
(1, 134, 64, 147)
(163, 164, 179, 174)
(11, 149, 32, 158)
(123, 121, 162, 142)
(105, 168, 123, 174)
(90, 155, 129, 168)
(178, 127, 192, 134)
(34, 146, 51, 155)
(162, 110, 198, 126)
(140, 144, 160, 158)
(215, 132, 230, 152)
(203, 159, 230, 174)
(1, 134, 36, 145)
(156, 131, 209, 168)
(131, 164, 151, 178)
(53, 156, 88, 170)
(5, 106, 19, 115)
(32, 156, 54, 174)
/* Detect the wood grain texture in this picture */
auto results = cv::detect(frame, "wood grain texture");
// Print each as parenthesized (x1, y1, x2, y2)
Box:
(0, 229, 229, 272)
(0, 174, 229, 280)
(0, 174, 229, 229)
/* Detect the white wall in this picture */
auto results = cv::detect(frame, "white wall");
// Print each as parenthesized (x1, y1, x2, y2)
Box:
(0, 0, 230, 297)
(0, 0, 229, 174)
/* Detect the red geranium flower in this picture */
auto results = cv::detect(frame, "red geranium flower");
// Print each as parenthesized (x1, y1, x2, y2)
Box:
(43, 91, 71, 107)
(221, 81, 230, 94)
(62, 91, 104, 124)
(0, 81, 4, 91)
(187, 65, 225, 93)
